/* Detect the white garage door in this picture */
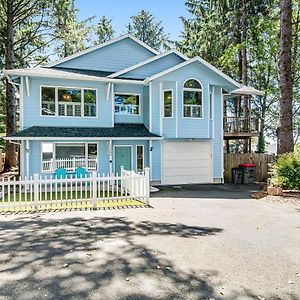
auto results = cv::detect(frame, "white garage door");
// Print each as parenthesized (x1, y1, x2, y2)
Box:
(162, 141, 212, 185)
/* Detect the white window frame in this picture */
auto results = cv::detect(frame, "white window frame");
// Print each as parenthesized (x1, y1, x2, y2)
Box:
(40, 85, 98, 118)
(136, 145, 144, 173)
(182, 78, 203, 119)
(163, 89, 173, 118)
(114, 92, 141, 116)
(41, 141, 98, 172)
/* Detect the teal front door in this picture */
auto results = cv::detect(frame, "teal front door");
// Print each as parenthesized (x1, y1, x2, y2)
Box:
(114, 146, 132, 175)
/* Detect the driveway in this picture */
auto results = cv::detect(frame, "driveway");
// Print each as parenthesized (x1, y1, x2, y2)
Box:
(0, 184, 299, 300)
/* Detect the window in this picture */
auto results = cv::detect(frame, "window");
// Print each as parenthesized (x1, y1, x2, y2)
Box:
(163, 90, 173, 118)
(183, 79, 203, 118)
(136, 145, 144, 173)
(41, 142, 98, 172)
(115, 94, 140, 115)
(40, 86, 97, 117)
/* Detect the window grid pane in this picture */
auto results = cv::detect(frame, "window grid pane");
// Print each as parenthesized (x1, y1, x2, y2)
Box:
(41, 87, 56, 116)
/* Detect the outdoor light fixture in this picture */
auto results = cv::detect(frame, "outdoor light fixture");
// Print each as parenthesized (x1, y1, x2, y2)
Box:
(62, 94, 72, 101)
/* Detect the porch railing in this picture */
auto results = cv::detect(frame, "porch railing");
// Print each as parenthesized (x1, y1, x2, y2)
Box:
(42, 157, 98, 173)
(224, 116, 259, 133)
(115, 104, 139, 115)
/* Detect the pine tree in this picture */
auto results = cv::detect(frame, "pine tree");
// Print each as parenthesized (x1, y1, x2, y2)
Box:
(126, 10, 169, 51)
(95, 16, 114, 44)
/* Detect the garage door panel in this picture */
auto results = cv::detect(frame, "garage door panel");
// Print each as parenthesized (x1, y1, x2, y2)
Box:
(162, 141, 212, 185)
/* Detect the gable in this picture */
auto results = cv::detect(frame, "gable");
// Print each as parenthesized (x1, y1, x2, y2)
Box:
(53, 37, 157, 73)
(119, 53, 186, 80)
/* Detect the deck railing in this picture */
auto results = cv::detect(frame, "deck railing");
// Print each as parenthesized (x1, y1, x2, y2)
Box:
(224, 117, 259, 133)
(42, 157, 98, 173)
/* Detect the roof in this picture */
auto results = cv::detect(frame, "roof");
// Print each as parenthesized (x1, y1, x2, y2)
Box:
(108, 49, 188, 79)
(47, 34, 160, 68)
(51, 67, 113, 77)
(6, 124, 161, 140)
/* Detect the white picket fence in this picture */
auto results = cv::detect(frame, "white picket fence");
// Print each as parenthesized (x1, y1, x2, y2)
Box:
(0, 168, 150, 211)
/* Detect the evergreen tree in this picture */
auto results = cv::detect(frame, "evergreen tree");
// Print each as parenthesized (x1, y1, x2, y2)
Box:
(95, 16, 114, 44)
(126, 10, 169, 51)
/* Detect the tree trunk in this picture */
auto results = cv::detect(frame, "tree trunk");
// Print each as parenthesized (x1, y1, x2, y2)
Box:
(277, 0, 294, 154)
(4, 0, 17, 171)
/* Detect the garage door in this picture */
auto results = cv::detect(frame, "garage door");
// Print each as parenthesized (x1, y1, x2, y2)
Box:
(162, 141, 212, 185)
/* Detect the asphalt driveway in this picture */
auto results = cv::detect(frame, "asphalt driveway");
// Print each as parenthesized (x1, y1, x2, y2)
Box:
(0, 184, 299, 300)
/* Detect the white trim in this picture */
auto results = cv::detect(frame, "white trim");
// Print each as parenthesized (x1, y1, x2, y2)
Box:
(108, 49, 188, 78)
(114, 92, 141, 116)
(40, 85, 98, 118)
(111, 83, 114, 126)
(149, 140, 153, 180)
(20, 77, 24, 130)
(47, 34, 159, 68)
(4, 68, 146, 85)
(163, 89, 173, 119)
(136, 144, 144, 173)
(108, 139, 113, 175)
(113, 145, 133, 174)
(149, 82, 152, 132)
(182, 78, 204, 119)
(25, 76, 30, 96)
(144, 57, 241, 88)
(175, 81, 178, 138)
(159, 82, 163, 136)
(6, 136, 163, 141)
(106, 82, 111, 101)
(26, 140, 30, 177)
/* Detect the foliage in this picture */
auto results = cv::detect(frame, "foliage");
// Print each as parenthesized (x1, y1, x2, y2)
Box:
(126, 10, 169, 51)
(95, 16, 114, 44)
(270, 151, 300, 189)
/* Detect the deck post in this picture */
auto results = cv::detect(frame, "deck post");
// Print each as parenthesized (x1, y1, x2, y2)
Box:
(92, 171, 97, 209)
(33, 174, 39, 210)
(144, 167, 150, 206)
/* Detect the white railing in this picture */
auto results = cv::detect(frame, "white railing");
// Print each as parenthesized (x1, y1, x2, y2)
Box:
(0, 168, 150, 212)
(115, 104, 139, 115)
(183, 104, 202, 118)
(42, 157, 98, 173)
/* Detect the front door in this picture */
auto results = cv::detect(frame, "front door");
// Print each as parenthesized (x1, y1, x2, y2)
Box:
(114, 146, 132, 175)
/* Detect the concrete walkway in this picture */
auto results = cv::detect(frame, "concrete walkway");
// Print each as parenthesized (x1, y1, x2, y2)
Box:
(0, 184, 299, 300)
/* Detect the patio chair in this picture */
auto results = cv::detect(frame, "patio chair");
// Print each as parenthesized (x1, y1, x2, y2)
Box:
(75, 167, 88, 178)
(54, 168, 67, 179)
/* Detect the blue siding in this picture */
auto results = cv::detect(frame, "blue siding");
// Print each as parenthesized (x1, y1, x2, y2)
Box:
(56, 38, 155, 72)
(114, 84, 144, 124)
(22, 77, 112, 129)
(151, 140, 161, 181)
(143, 86, 150, 129)
(120, 53, 184, 80)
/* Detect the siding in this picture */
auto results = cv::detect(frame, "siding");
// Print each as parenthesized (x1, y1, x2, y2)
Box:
(120, 53, 184, 80)
(56, 38, 155, 72)
(22, 77, 112, 129)
(151, 140, 161, 181)
(114, 84, 144, 124)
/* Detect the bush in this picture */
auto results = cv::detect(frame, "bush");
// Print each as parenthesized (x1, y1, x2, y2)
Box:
(270, 151, 300, 190)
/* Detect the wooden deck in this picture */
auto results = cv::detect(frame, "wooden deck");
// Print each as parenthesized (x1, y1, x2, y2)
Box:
(223, 116, 259, 139)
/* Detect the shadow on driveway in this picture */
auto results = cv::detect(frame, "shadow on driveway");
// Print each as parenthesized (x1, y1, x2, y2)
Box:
(152, 183, 262, 200)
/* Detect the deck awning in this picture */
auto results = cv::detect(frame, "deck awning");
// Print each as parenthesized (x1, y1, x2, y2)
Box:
(231, 86, 264, 96)
(5, 124, 162, 141)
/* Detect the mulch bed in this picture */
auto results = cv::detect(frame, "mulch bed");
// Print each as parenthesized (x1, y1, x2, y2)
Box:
(252, 188, 300, 207)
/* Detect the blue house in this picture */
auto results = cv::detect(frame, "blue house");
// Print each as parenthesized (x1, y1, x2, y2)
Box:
(5, 34, 262, 185)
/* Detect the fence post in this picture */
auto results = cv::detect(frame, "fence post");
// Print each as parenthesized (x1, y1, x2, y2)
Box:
(92, 171, 97, 209)
(144, 168, 150, 205)
(120, 166, 124, 194)
(33, 173, 39, 210)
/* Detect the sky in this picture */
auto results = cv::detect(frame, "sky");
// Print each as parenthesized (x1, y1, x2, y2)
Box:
(75, 0, 191, 40)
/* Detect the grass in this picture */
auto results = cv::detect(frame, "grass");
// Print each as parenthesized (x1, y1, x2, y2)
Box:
(0, 190, 146, 212)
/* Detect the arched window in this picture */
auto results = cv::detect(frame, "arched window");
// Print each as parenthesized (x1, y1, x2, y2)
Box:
(183, 79, 203, 118)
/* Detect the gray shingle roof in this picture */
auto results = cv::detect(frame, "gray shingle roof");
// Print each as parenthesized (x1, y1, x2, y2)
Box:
(10, 124, 160, 139)
(50, 67, 113, 78)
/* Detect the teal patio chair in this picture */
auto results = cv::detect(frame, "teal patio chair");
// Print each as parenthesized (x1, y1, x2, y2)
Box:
(75, 167, 88, 178)
(54, 168, 67, 179)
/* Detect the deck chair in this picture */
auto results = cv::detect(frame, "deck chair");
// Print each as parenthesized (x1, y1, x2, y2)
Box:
(75, 167, 88, 178)
(54, 168, 67, 179)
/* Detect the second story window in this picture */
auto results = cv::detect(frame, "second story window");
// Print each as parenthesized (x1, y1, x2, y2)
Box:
(163, 90, 173, 118)
(183, 79, 203, 118)
(41, 86, 97, 117)
(115, 94, 140, 115)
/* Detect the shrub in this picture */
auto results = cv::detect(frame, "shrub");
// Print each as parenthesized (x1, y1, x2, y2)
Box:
(270, 151, 300, 190)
